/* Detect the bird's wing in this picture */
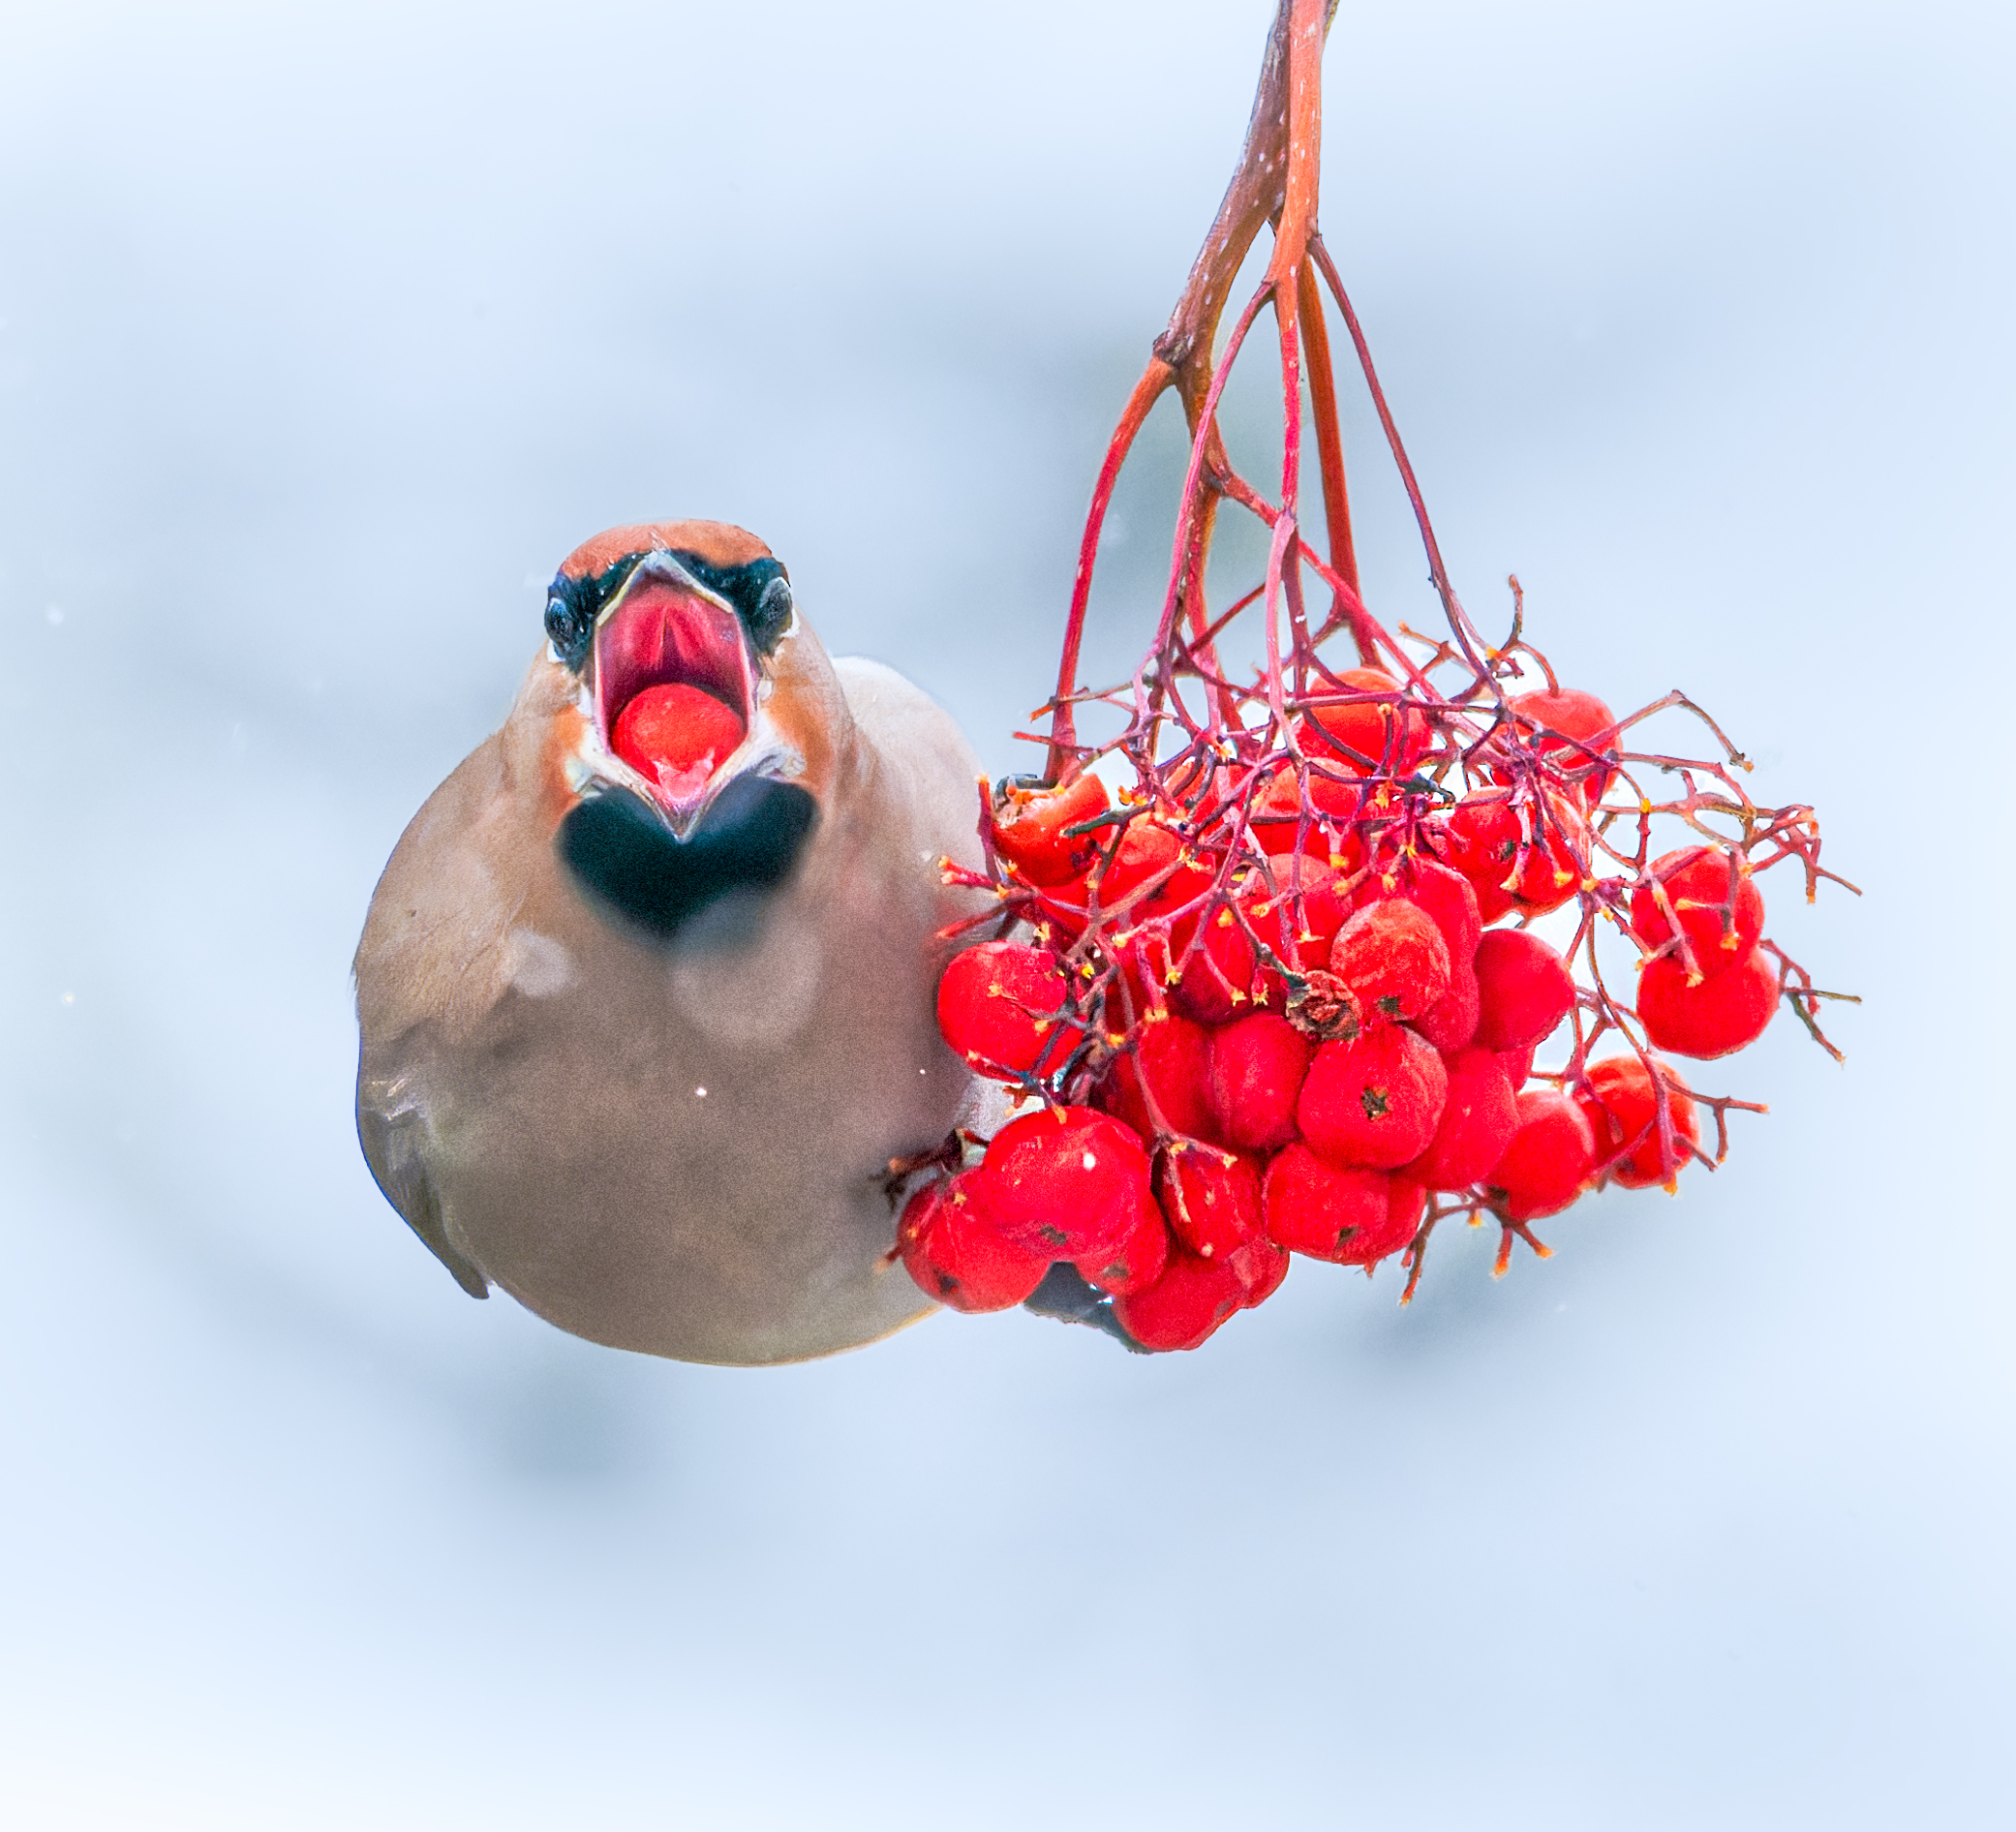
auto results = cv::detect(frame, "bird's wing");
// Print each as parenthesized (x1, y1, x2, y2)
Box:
(355, 1062, 490, 1298)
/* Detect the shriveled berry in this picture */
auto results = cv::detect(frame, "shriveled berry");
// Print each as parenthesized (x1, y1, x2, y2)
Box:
(1473, 929, 1576, 1053)
(1099, 1009, 1215, 1141)
(1630, 847, 1765, 977)
(612, 684, 747, 800)
(1077, 1201, 1170, 1298)
(1442, 792, 1585, 921)
(935, 941, 1075, 1081)
(1498, 687, 1618, 807)
(1304, 667, 1429, 777)
(1261, 1143, 1395, 1262)
(1207, 1013, 1315, 1152)
(1577, 1054, 1700, 1190)
(896, 1175, 1053, 1312)
(1329, 900, 1451, 1025)
(993, 773, 1110, 887)
(1404, 1047, 1517, 1191)
(1114, 1245, 1250, 1351)
(1298, 1023, 1450, 1170)
(1637, 947, 1779, 1059)
(1484, 1089, 1597, 1221)
(1157, 1144, 1266, 1262)
(976, 1106, 1155, 1261)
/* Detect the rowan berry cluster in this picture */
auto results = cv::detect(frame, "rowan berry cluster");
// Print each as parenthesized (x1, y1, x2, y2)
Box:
(905, 656, 1850, 1351)
(894, 2, 1852, 1350)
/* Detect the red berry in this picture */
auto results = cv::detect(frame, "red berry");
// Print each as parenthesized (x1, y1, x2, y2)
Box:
(1099, 1009, 1216, 1141)
(1352, 857, 1483, 964)
(1207, 1013, 1316, 1152)
(1076, 1201, 1170, 1298)
(1165, 894, 1262, 1025)
(1442, 792, 1586, 921)
(1484, 1090, 1597, 1221)
(1329, 900, 1451, 1025)
(1304, 667, 1429, 777)
(1114, 1245, 1249, 1351)
(1576, 1054, 1700, 1190)
(1500, 1041, 1538, 1089)
(1497, 687, 1618, 807)
(993, 773, 1110, 887)
(1263, 1146, 1423, 1267)
(1403, 1046, 1517, 1190)
(1253, 754, 1363, 845)
(1157, 1144, 1265, 1262)
(1636, 946, 1779, 1059)
(1297, 1023, 1450, 1170)
(1228, 1233, 1292, 1307)
(1473, 929, 1576, 1053)
(1630, 847, 1765, 978)
(1261, 1143, 1395, 1262)
(1412, 959, 1481, 1053)
(611, 683, 747, 799)
(975, 1106, 1156, 1261)
(896, 1175, 1054, 1312)
(935, 941, 1075, 1082)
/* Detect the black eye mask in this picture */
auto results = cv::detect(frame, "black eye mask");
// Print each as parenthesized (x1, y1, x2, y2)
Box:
(543, 551, 793, 673)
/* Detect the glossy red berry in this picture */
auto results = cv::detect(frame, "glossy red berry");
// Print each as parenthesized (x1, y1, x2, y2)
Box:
(1498, 687, 1618, 807)
(1261, 1143, 1395, 1262)
(1099, 1009, 1216, 1141)
(1576, 1054, 1700, 1190)
(1403, 1046, 1517, 1191)
(1304, 666, 1429, 777)
(612, 683, 747, 798)
(896, 1175, 1054, 1312)
(1297, 1023, 1450, 1170)
(1473, 929, 1576, 1053)
(1442, 792, 1586, 922)
(1077, 1201, 1170, 1298)
(1157, 1145, 1266, 1262)
(935, 941, 1075, 1082)
(1636, 946, 1779, 1059)
(992, 773, 1110, 887)
(1329, 900, 1451, 1026)
(1630, 847, 1765, 977)
(1207, 1013, 1315, 1152)
(975, 1106, 1156, 1261)
(1484, 1089, 1597, 1221)
(1114, 1245, 1250, 1351)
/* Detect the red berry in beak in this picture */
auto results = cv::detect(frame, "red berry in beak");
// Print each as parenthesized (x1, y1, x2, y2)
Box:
(611, 683, 747, 802)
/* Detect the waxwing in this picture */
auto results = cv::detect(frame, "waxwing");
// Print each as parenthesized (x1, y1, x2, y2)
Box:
(352, 520, 995, 1365)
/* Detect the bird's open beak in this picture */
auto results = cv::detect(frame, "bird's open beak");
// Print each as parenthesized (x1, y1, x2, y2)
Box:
(576, 554, 781, 839)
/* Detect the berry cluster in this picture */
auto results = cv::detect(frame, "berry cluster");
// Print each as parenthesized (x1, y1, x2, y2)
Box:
(892, 4, 1852, 1351)
(901, 651, 1850, 1351)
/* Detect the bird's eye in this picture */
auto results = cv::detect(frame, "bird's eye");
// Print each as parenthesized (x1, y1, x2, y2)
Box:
(748, 573, 794, 652)
(545, 593, 592, 668)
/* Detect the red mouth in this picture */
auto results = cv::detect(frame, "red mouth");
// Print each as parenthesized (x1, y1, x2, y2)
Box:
(592, 580, 752, 809)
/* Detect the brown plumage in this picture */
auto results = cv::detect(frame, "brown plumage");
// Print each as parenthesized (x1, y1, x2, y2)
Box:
(353, 520, 993, 1364)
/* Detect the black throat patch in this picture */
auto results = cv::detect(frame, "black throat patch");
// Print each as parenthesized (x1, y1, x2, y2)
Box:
(557, 777, 818, 939)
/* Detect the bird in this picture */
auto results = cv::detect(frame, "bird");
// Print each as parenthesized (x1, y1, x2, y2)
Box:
(352, 519, 996, 1365)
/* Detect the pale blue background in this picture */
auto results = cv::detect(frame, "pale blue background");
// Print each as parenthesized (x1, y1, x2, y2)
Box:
(2, 2, 2010, 1825)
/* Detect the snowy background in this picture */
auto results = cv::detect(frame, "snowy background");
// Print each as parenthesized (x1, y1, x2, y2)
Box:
(2, 1, 2011, 1825)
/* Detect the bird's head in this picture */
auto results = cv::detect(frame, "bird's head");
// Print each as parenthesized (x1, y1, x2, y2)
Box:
(542, 519, 848, 938)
